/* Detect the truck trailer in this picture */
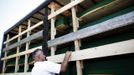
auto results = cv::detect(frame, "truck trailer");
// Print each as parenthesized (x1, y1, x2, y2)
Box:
(0, 0, 134, 75)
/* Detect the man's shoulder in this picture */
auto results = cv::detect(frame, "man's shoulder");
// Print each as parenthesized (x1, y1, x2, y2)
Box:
(44, 61, 53, 63)
(35, 61, 57, 66)
(41, 61, 53, 65)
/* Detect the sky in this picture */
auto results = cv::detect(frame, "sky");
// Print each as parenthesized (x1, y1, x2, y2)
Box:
(0, 0, 46, 56)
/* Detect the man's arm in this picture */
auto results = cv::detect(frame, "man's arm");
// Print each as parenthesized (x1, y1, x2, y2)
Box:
(60, 51, 72, 72)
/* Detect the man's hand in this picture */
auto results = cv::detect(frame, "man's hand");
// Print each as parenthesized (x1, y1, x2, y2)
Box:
(60, 51, 72, 72)
(64, 51, 72, 60)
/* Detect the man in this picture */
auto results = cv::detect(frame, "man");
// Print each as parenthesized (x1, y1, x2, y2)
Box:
(31, 49, 72, 75)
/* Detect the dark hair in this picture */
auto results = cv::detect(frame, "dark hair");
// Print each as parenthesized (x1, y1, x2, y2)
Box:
(32, 49, 42, 59)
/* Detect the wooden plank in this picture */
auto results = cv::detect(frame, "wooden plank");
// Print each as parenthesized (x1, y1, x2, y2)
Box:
(2, 11, 134, 52)
(50, 3, 56, 56)
(3, 30, 42, 52)
(48, 0, 84, 20)
(2, 34, 9, 74)
(0, 72, 31, 75)
(3, 21, 43, 44)
(1, 39, 134, 62)
(1, 46, 42, 60)
(71, 0, 82, 75)
(48, 2, 71, 16)
(47, 11, 134, 47)
(15, 46, 20, 73)
(7, 61, 33, 67)
(15, 26, 21, 73)
(24, 20, 31, 72)
(79, 0, 134, 23)
(47, 39, 134, 63)
(48, 2, 60, 11)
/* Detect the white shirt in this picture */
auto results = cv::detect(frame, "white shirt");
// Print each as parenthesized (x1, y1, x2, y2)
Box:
(31, 61, 61, 75)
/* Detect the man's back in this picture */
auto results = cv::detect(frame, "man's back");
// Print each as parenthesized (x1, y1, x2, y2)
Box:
(31, 61, 61, 75)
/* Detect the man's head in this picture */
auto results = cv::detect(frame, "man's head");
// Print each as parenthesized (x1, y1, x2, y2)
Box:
(32, 49, 46, 62)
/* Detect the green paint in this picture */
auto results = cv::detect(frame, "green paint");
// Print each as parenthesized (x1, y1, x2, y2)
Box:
(78, 0, 113, 17)
(80, 6, 134, 29)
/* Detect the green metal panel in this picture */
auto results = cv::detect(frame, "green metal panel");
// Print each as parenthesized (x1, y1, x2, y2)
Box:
(83, 55, 134, 75)
(78, 0, 113, 17)
(79, 6, 134, 29)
